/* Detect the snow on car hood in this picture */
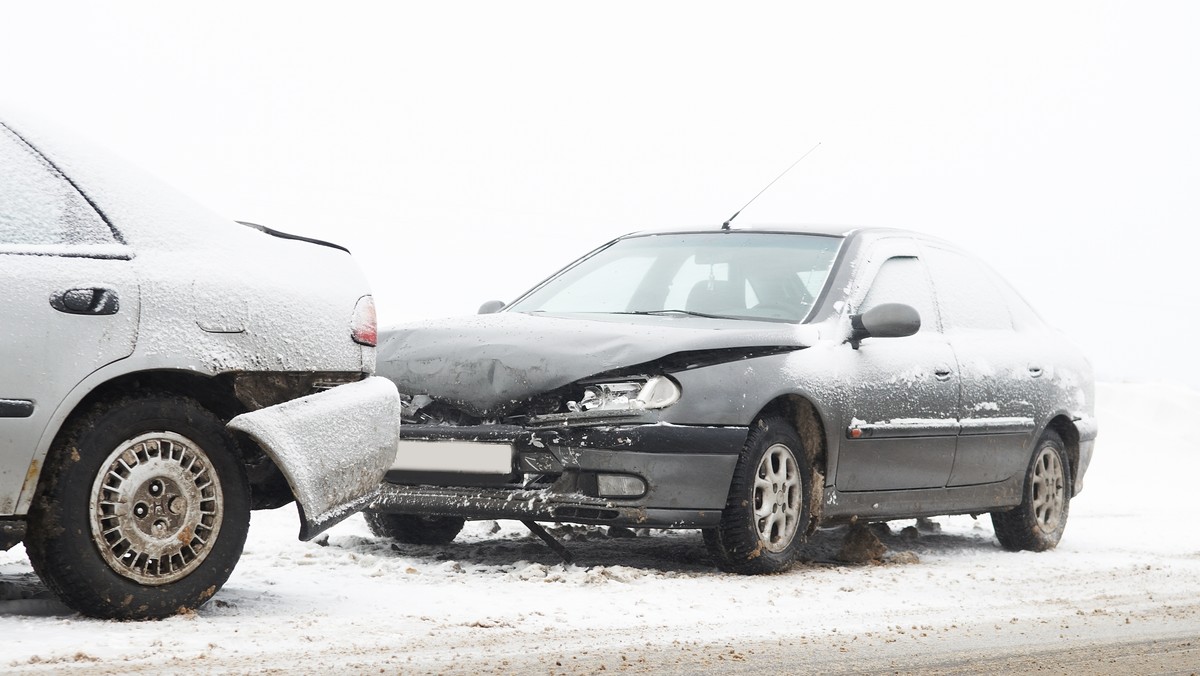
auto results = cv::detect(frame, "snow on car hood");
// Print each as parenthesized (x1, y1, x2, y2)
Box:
(377, 312, 818, 416)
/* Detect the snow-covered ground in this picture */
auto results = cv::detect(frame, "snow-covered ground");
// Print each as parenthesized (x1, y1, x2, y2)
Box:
(2, 382, 1197, 673)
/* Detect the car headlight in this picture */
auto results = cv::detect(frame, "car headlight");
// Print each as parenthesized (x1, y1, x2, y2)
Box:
(567, 376, 681, 413)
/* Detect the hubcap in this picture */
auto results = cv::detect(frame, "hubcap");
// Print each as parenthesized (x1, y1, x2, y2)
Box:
(753, 443, 802, 553)
(89, 432, 223, 585)
(1030, 445, 1066, 533)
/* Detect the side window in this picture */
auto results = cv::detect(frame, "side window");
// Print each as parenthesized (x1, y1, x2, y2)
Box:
(0, 124, 114, 247)
(997, 278, 1045, 331)
(923, 246, 1012, 331)
(860, 256, 939, 333)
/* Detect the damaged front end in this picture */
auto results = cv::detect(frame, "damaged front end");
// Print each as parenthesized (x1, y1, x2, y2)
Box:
(371, 312, 813, 530)
(372, 372, 744, 529)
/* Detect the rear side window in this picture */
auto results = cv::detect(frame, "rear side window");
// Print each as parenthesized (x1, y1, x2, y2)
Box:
(860, 256, 940, 333)
(0, 124, 114, 247)
(923, 246, 1013, 331)
(997, 278, 1046, 331)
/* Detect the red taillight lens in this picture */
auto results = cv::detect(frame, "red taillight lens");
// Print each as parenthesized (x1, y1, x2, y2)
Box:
(351, 295, 377, 346)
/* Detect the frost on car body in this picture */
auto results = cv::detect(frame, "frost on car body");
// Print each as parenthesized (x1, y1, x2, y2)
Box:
(370, 227, 1096, 574)
(0, 113, 398, 618)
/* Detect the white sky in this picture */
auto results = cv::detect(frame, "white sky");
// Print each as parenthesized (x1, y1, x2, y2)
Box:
(2, 2, 1197, 387)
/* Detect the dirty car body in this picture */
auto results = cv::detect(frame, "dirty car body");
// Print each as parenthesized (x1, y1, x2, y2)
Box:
(372, 226, 1095, 572)
(0, 115, 398, 618)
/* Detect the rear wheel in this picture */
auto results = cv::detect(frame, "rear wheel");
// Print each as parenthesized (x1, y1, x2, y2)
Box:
(991, 429, 1071, 552)
(704, 416, 811, 574)
(364, 512, 465, 545)
(25, 395, 250, 619)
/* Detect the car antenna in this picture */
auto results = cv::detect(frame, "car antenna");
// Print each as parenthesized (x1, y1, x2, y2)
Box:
(722, 142, 821, 230)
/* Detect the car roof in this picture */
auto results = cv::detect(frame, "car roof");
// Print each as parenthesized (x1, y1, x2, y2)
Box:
(617, 223, 909, 240)
(611, 225, 973, 271)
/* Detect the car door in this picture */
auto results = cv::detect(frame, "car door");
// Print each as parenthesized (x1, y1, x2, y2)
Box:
(921, 244, 1037, 487)
(0, 123, 140, 515)
(834, 243, 960, 492)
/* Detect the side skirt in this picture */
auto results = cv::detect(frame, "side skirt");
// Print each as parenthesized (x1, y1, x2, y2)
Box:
(818, 475, 1025, 525)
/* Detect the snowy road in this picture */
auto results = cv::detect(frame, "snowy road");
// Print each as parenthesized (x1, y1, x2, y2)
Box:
(2, 383, 1198, 674)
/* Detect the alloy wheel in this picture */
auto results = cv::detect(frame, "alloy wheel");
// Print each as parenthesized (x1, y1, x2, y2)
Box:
(753, 443, 802, 553)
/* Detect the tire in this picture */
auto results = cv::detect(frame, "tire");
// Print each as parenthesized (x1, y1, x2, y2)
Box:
(364, 512, 465, 545)
(991, 429, 1071, 552)
(704, 415, 812, 574)
(25, 394, 251, 620)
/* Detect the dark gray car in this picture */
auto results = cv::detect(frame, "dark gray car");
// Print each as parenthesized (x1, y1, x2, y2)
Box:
(371, 226, 1096, 573)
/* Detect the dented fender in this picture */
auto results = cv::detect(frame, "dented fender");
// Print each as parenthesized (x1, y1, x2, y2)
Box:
(228, 377, 400, 540)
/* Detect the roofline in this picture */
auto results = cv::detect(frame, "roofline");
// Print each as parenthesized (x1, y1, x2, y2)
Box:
(616, 223, 914, 239)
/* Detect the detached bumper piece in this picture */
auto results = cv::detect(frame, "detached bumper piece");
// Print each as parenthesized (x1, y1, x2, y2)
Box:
(372, 421, 748, 529)
(229, 376, 400, 540)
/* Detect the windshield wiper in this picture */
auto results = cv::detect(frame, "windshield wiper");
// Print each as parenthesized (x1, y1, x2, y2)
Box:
(616, 309, 730, 320)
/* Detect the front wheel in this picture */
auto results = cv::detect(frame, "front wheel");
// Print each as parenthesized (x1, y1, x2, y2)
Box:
(25, 395, 251, 619)
(364, 512, 465, 545)
(704, 415, 812, 574)
(991, 429, 1071, 552)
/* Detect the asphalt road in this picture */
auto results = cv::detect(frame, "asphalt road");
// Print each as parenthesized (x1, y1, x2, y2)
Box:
(450, 624, 1200, 675)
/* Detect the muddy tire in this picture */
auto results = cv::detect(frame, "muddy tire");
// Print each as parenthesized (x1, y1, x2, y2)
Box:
(704, 415, 811, 574)
(991, 429, 1071, 552)
(25, 395, 250, 620)
(364, 512, 465, 545)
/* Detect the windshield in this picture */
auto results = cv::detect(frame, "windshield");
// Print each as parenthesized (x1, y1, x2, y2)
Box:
(508, 232, 842, 323)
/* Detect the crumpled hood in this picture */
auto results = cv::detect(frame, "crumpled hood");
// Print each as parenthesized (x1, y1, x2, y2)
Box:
(377, 312, 818, 417)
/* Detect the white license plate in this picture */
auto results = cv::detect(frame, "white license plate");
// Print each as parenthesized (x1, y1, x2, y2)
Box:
(390, 440, 514, 474)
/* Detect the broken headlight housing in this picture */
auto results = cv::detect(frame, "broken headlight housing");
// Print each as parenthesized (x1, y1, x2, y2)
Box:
(567, 376, 681, 413)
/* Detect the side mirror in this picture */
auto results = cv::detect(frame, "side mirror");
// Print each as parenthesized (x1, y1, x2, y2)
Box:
(478, 300, 506, 315)
(849, 303, 920, 348)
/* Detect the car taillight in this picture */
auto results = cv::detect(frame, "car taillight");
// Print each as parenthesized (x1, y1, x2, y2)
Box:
(351, 295, 377, 346)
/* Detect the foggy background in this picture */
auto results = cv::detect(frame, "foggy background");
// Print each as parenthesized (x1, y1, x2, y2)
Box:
(2, 1, 1196, 388)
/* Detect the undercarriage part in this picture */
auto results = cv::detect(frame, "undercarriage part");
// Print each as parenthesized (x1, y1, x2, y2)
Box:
(370, 482, 721, 528)
(0, 519, 25, 551)
(232, 371, 365, 411)
(522, 520, 574, 564)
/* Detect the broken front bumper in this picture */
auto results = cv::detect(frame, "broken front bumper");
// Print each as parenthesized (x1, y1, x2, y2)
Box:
(228, 376, 400, 540)
(370, 422, 747, 528)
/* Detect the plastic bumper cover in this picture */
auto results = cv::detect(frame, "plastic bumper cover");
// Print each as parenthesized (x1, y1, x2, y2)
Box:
(371, 422, 746, 528)
(228, 376, 400, 539)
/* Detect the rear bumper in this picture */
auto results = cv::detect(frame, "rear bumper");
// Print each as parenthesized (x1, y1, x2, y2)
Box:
(1072, 414, 1098, 496)
(228, 377, 400, 539)
(370, 422, 746, 528)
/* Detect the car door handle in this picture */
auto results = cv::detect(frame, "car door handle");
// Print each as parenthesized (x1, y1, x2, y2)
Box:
(50, 287, 120, 316)
(1028, 366, 1044, 378)
(934, 368, 953, 382)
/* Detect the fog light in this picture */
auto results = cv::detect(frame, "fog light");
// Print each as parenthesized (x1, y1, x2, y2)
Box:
(597, 473, 646, 498)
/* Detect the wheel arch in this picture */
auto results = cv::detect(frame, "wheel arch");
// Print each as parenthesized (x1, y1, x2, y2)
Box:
(1044, 414, 1081, 494)
(25, 370, 295, 515)
(69, 370, 245, 422)
(754, 394, 828, 534)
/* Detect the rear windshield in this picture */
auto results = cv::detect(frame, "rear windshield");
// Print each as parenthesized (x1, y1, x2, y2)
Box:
(508, 232, 842, 323)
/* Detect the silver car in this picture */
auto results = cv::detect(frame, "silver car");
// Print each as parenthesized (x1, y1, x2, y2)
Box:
(371, 226, 1096, 573)
(0, 115, 399, 618)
